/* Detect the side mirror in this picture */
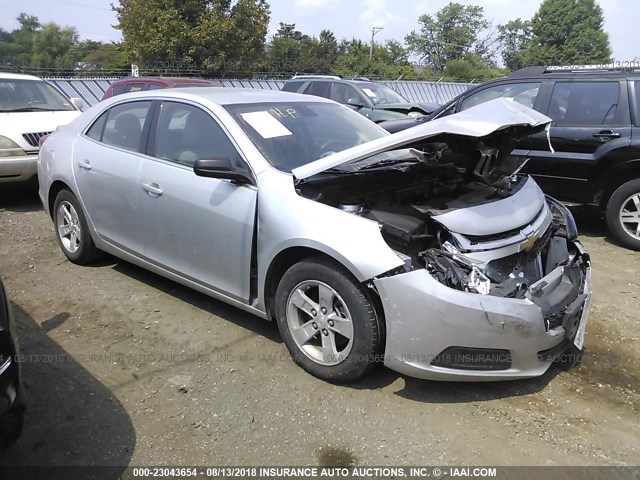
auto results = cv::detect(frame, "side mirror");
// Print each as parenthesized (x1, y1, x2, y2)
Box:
(70, 97, 85, 111)
(346, 98, 364, 109)
(193, 158, 253, 185)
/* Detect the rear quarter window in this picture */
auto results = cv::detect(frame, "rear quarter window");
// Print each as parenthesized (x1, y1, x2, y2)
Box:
(282, 82, 306, 93)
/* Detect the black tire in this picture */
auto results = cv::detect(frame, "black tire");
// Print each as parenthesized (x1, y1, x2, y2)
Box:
(274, 256, 382, 383)
(53, 189, 102, 264)
(605, 179, 640, 251)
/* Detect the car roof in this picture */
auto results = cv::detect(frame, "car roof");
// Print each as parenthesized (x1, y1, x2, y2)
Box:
(0, 72, 44, 81)
(506, 65, 640, 80)
(287, 76, 379, 85)
(103, 87, 335, 106)
(110, 76, 219, 86)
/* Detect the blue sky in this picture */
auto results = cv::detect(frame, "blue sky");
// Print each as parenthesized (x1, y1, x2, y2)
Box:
(0, 0, 637, 62)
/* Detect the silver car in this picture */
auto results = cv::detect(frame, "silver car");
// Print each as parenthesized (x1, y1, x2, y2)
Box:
(38, 89, 592, 383)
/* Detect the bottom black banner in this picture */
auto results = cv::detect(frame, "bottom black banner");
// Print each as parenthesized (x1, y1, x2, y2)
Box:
(0, 466, 638, 480)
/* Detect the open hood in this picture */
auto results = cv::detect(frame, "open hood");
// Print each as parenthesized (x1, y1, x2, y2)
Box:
(292, 98, 552, 180)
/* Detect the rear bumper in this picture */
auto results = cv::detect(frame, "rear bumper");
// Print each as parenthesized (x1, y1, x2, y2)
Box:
(0, 155, 37, 183)
(374, 242, 591, 381)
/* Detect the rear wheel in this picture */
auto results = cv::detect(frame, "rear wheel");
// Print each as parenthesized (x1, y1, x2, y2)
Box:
(53, 189, 102, 264)
(606, 179, 640, 251)
(274, 257, 382, 383)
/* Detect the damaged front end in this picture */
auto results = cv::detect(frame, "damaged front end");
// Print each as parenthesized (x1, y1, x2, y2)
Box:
(294, 99, 592, 380)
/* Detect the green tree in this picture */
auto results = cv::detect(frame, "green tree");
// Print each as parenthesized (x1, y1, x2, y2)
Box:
(265, 23, 316, 75)
(313, 29, 338, 72)
(444, 53, 508, 82)
(114, 0, 270, 76)
(385, 39, 409, 66)
(78, 42, 130, 74)
(31, 23, 79, 70)
(524, 0, 611, 66)
(405, 2, 492, 72)
(498, 19, 532, 71)
(0, 13, 116, 75)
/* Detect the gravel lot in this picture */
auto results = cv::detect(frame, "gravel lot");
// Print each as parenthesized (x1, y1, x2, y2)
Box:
(0, 184, 638, 471)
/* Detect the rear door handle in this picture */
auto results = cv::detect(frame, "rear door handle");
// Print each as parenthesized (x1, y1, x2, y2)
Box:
(78, 159, 92, 170)
(142, 183, 163, 196)
(593, 130, 621, 139)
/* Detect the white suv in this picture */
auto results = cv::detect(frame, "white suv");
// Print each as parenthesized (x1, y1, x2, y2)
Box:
(0, 72, 83, 183)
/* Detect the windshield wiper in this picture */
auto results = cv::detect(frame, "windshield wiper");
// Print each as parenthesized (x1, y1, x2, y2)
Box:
(356, 158, 419, 170)
(0, 107, 61, 112)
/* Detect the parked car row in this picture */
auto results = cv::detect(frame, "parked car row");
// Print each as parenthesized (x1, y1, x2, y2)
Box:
(282, 74, 440, 122)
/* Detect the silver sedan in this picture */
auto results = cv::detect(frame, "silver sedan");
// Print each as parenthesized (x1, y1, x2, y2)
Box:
(38, 89, 591, 383)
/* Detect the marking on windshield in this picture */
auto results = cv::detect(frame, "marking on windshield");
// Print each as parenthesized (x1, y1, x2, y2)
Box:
(269, 107, 298, 119)
(241, 111, 293, 139)
(362, 88, 377, 98)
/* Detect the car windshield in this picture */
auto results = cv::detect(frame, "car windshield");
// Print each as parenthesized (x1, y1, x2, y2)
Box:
(357, 83, 407, 104)
(225, 101, 389, 172)
(0, 79, 75, 112)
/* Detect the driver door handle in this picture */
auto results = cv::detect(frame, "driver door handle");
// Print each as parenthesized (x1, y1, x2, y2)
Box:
(593, 130, 621, 139)
(142, 183, 163, 196)
(78, 159, 92, 170)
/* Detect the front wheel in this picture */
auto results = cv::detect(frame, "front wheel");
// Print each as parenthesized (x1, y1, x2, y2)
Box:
(274, 257, 382, 383)
(53, 189, 102, 264)
(606, 179, 640, 251)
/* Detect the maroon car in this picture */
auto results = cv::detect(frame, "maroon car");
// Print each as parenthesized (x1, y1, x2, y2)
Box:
(101, 77, 222, 100)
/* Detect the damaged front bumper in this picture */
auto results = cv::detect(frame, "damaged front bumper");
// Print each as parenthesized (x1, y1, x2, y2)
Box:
(374, 241, 591, 381)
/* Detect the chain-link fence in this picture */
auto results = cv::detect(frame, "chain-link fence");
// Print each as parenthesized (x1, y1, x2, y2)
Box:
(44, 77, 474, 108)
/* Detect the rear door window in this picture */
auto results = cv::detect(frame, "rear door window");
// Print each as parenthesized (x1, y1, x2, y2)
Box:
(547, 82, 623, 126)
(304, 81, 331, 98)
(102, 101, 152, 152)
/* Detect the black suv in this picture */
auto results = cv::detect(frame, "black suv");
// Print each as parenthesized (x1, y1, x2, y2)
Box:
(282, 75, 440, 123)
(382, 66, 640, 250)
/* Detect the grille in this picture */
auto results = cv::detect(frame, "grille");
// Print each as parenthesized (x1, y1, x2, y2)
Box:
(22, 131, 52, 148)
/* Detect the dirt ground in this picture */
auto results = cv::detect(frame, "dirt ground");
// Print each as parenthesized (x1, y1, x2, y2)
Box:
(0, 183, 638, 472)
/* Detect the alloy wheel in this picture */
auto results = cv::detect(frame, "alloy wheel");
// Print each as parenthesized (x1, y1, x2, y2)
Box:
(57, 201, 82, 254)
(286, 280, 354, 366)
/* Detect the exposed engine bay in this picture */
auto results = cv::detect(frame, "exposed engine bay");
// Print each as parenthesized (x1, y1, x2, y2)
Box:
(296, 128, 590, 326)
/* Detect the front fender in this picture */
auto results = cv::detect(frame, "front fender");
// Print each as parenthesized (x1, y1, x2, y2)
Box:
(255, 169, 403, 310)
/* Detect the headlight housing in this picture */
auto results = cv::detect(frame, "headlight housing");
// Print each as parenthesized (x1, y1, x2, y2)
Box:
(546, 196, 578, 240)
(0, 136, 26, 158)
(407, 111, 425, 118)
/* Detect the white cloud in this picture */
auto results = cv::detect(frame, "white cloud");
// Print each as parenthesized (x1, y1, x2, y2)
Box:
(358, 0, 406, 28)
(294, 0, 339, 13)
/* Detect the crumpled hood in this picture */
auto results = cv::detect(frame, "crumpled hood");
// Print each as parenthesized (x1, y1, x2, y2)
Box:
(292, 98, 552, 180)
(429, 176, 546, 236)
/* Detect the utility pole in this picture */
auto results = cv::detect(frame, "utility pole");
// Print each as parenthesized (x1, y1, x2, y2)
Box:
(369, 26, 384, 60)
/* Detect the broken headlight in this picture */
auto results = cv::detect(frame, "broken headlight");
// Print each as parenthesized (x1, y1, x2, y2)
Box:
(546, 196, 578, 241)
